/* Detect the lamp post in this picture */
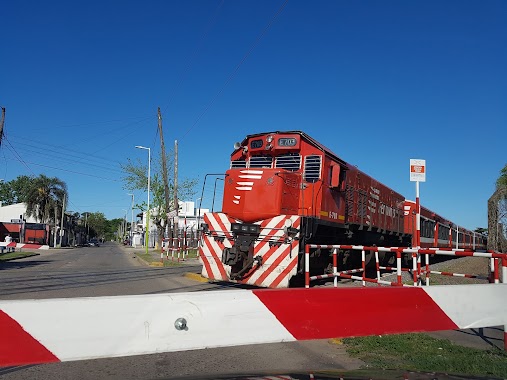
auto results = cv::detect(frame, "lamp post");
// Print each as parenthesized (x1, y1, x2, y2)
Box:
(135, 145, 151, 255)
(195, 197, 202, 245)
(122, 209, 128, 242)
(127, 193, 134, 246)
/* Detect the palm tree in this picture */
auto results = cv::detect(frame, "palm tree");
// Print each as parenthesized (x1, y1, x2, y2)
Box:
(25, 174, 68, 224)
(24, 175, 68, 247)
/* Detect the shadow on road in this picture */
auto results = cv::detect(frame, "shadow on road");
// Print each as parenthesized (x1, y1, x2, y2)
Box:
(0, 266, 202, 297)
(0, 260, 50, 270)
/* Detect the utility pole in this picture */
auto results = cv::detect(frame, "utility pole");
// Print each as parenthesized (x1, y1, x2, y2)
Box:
(157, 107, 171, 242)
(0, 107, 5, 146)
(59, 194, 66, 247)
(173, 140, 179, 245)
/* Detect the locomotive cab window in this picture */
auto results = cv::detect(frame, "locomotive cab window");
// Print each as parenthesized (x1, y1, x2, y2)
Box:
(303, 155, 322, 183)
(329, 164, 341, 188)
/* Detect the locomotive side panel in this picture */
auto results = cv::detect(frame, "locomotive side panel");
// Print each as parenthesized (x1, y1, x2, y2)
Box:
(343, 166, 405, 237)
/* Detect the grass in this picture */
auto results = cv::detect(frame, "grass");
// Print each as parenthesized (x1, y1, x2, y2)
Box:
(135, 249, 199, 267)
(343, 333, 507, 378)
(0, 251, 39, 261)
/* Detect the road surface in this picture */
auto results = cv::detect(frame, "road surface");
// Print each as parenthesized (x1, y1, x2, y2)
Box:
(0, 242, 362, 379)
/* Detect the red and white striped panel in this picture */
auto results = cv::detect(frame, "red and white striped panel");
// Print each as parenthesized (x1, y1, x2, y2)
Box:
(16, 243, 50, 250)
(200, 214, 301, 288)
(1, 284, 506, 367)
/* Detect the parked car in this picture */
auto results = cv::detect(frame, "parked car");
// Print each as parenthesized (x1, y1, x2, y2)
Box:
(88, 239, 100, 247)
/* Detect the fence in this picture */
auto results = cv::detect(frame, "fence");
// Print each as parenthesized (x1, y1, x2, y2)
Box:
(304, 244, 507, 289)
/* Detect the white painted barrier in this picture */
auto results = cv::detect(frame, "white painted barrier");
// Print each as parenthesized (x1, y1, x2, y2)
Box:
(1, 284, 506, 367)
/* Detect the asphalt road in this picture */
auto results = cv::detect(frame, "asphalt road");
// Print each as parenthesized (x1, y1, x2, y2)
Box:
(0, 242, 214, 300)
(0, 243, 362, 380)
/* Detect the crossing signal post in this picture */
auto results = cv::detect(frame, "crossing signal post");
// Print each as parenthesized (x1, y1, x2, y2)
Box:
(410, 159, 426, 248)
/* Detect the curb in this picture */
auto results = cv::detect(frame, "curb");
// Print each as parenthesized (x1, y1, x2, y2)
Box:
(184, 272, 209, 283)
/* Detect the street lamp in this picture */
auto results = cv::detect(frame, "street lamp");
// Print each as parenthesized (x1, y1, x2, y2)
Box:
(127, 193, 134, 247)
(195, 197, 202, 243)
(135, 145, 151, 255)
(122, 209, 128, 241)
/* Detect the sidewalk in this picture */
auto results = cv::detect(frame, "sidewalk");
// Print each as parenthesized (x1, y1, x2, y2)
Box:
(121, 245, 202, 267)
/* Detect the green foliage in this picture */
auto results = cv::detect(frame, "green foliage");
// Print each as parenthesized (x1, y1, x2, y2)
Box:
(0, 175, 36, 205)
(84, 212, 107, 237)
(1, 174, 68, 224)
(497, 164, 507, 189)
(24, 174, 68, 223)
(343, 333, 507, 378)
(105, 218, 124, 241)
(120, 150, 198, 246)
(474, 227, 488, 236)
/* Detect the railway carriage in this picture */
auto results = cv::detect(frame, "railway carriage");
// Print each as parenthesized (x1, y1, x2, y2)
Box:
(198, 131, 486, 288)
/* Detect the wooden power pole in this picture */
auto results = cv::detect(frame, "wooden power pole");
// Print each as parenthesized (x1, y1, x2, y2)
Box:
(157, 108, 172, 245)
(173, 140, 179, 244)
(0, 107, 5, 146)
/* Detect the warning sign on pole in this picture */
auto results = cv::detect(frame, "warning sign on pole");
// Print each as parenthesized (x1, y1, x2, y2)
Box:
(410, 159, 426, 182)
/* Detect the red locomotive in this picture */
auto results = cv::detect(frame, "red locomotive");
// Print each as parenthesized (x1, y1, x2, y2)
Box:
(199, 131, 486, 288)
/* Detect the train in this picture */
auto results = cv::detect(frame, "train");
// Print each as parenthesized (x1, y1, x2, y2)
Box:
(198, 131, 487, 288)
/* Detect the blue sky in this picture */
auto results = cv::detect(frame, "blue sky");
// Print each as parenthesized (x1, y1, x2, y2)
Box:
(0, 0, 505, 230)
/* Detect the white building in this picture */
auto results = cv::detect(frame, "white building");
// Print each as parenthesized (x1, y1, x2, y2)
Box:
(0, 203, 39, 223)
(132, 201, 209, 247)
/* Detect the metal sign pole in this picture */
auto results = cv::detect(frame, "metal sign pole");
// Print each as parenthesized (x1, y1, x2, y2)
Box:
(410, 159, 426, 249)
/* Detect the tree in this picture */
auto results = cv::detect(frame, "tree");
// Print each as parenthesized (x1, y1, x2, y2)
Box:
(488, 165, 507, 253)
(474, 227, 488, 236)
(0, 175, 35, 205)
(496, 163, 507, 189)
(86, 212, 108, 238)
(24, 174, 68, 225)
(121, 152, 198, 249)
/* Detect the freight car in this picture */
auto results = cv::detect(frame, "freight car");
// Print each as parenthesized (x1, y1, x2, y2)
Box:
(198, 131, 486, 288)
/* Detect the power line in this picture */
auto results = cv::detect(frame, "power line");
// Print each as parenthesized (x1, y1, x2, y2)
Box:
(3, 156, 121, 182)
(3, 138, 36, 175)
(160, 0, 225, 115)
(19, 114, 153, 132)
(179, 0, 289, 140)
(6, 142, 125, 174)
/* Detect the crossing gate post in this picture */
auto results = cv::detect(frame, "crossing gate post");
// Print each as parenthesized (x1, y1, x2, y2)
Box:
(332, 248, 338, 288)
(305, 245, 310, 288)
(396, 250, 402, 285)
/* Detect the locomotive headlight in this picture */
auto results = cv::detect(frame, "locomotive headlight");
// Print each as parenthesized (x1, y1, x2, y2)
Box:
(266, 135, 273, 143)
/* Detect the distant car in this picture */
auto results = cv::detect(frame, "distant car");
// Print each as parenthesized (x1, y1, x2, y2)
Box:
(88, 239, 100, 247)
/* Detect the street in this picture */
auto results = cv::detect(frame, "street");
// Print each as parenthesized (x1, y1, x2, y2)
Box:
(0, 243, 361, 380)
(0, 242, 214, 300)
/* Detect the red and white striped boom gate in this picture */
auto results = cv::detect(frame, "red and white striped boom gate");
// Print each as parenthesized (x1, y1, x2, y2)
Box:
(1, 283, 507, 367)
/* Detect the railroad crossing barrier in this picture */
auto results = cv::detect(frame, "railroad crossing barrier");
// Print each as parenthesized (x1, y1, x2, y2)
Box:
(161, 237, 190, 262)
(304, 245, 507, 288)
(1, 284, 506, 367)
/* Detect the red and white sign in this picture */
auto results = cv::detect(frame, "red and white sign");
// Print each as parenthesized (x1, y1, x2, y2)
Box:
(1, 284, 506, 367)
(410, 159, 426, 182)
